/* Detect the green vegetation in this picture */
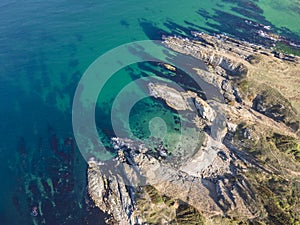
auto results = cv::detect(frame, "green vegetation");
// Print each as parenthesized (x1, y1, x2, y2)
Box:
(136, 185, 205, 224)
(236, 79, 299, 132)
(233, 121, 300, 164)
(259, 85, 293, 119)
(208, 215, 267, 225)
(236, 78, 256, 101)
(245, 169, 300, 225)
(230, 119, 300, 224)
(269, 133, 300, 162)
(273, 42, 300, 57)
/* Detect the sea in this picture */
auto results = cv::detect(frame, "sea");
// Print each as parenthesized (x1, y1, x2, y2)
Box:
(0, 0, 299, 224)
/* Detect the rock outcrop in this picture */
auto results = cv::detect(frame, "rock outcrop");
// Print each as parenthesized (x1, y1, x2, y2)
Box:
(148, 82, 193, 111)
(87, 159, 136, 225)
(163, 33, 249, 78)
(148, 82, 216, 122)
(87, 32, 300, 225)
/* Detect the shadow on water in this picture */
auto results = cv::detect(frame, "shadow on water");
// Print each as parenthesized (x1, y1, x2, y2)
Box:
(138, 2, 300, 48)
(198, 0, 300, 44)
(136, 61, 207, 100)
(184, 20, 217, 35)
(198, 9, 274, 46)
(222, 0, 264, 19)
(124, 29, 211, 100)
(138, 19, 168, 40)
(139, 18, 203, 40)
(163, 19, 194, 37)
(128, 21, 225, 101)
(120, 19, 130, 28)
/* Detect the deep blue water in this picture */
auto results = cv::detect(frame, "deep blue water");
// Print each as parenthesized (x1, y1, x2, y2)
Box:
(0, 0, 299, 224)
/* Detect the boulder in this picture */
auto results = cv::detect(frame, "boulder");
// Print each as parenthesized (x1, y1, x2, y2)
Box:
(194, 97, 216, 122)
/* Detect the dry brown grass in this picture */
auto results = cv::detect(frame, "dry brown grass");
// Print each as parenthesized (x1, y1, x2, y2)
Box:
(246, 54, 300, 114)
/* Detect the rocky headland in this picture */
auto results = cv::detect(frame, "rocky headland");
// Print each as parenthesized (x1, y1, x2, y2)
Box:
(88, 32, 300, 225)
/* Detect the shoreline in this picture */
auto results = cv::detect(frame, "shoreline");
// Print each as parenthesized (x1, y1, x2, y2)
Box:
(88, 32, 300, 224)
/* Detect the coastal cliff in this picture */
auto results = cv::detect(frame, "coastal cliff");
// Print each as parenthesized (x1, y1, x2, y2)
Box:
(88, 32, 300, 225)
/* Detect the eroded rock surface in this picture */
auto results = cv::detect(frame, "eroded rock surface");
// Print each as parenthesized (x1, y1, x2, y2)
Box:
(87, 32, 300, 225)
(148, 82, 216, 122)
(87, 159, 136, 225)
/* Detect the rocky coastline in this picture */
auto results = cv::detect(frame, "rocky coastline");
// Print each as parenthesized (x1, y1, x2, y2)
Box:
(87, 32, 300, 224)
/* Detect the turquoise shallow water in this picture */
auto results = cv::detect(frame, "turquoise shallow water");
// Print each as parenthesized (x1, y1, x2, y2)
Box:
(0, 0, 299, 224)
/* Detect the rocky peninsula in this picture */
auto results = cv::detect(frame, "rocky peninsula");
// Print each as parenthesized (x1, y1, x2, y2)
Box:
(88, 32, 300, 224)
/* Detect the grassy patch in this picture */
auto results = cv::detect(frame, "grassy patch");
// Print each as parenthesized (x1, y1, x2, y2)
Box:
(230, 122, 300, 223)
(245, 169, 300, 225)
(236, 79, 256, 101)
(135, 185, 205, 224)
(273, 42, 300, 57)
(269, 133, 300, 162)
(236, 79, 299, 131)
